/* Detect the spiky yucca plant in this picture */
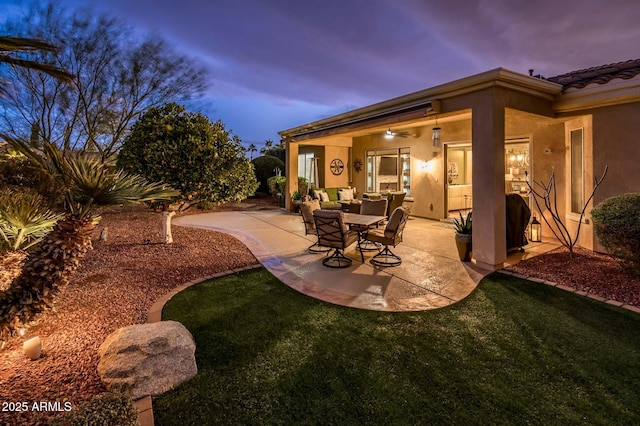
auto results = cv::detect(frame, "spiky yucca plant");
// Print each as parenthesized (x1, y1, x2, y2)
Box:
(0, 138, 178, 342)
(0, 189, 62, 252)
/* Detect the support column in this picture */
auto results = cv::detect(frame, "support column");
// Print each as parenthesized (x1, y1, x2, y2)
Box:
(472, 93, 507, 270)
(285, 141, 299, 211)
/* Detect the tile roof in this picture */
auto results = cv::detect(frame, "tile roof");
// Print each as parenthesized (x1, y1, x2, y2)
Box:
(547, 59, 640, 91)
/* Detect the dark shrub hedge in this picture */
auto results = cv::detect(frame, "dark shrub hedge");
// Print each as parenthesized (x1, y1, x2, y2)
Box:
(251, 155, 285, 193)
(591, 193, 640, 276)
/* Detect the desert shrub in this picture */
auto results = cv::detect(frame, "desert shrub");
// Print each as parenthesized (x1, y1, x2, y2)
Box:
(251, 155, 285, 193)
(267, 176, 286, 198)
(198, 200, 217, 210)
(591, 193, 640, 275)
(49, 391, 138, 426)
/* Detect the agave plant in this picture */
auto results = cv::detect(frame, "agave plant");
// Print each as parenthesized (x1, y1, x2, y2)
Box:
(0, 137, 178, 343)
(453, 211, 472, 234)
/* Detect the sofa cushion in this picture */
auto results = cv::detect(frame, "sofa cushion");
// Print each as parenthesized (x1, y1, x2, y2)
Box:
(324, 187, 339, 201)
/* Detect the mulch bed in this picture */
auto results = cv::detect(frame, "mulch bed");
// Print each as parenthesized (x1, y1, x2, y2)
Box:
(506, 246, 640, 307)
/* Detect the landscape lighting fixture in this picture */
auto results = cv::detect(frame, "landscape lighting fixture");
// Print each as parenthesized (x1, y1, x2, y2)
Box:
(385, 128, 394, 139)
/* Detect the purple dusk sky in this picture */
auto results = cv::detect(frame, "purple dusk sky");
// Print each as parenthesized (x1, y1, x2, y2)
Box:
(3, 0, 640, 150)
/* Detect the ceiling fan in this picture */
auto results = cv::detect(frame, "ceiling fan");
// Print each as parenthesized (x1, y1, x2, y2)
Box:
(384, 128, 417, 139)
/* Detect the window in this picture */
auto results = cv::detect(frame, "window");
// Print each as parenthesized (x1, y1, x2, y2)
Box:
(365, 148, 410, 194)
(570, 128, 584, 214)
(298, 152, 317, 187)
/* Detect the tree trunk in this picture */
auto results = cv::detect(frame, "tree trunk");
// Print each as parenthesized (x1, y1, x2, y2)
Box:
(162, 211, 176, 244)
(0, 214, 95, 342)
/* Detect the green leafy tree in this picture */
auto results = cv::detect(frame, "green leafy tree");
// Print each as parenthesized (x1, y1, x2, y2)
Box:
(117, 103, 259, 210)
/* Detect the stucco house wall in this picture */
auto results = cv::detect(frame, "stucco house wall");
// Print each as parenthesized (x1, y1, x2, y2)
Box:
(280, 62, 640, 268)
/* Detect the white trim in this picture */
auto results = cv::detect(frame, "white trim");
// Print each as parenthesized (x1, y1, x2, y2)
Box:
(554, 74, 640, 112)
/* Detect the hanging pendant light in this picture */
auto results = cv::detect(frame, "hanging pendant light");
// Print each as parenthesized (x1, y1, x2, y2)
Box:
(432, 114, 441, 147)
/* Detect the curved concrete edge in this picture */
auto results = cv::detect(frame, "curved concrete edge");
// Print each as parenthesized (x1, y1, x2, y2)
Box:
(146, 264, 263, 323)
(173, 214, 485, 312)
(136, 263, 262, 426)
(497, 270, 640, 314)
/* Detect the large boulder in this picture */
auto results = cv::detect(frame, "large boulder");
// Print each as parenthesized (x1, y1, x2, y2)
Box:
(98, 321, 197, 399)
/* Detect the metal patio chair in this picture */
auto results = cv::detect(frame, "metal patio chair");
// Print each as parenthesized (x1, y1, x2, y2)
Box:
(313, 209, 358, 268)
(300, 199, 331, 253)
(364, 206, 410, 266)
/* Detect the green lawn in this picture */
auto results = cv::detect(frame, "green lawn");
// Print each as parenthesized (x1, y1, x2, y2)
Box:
(155, 268, 640, 425)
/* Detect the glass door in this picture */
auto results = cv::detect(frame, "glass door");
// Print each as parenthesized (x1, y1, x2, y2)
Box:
(504, 139, 530, 205)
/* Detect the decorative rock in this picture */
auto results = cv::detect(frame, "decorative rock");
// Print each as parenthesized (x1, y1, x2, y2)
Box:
(98, 321, 197, 399)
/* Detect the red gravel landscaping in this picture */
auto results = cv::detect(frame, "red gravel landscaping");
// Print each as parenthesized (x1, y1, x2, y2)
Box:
(506, 246, 640, 308)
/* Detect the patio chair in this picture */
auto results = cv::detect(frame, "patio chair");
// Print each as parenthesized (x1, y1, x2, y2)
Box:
(364, 206, 410, 266)
(347, 200, 362, 214)
(300, 200, 331, 253)
(313, 209, 358, 268)
(350, 198, 388, 251)
(386, 192, 406, 217)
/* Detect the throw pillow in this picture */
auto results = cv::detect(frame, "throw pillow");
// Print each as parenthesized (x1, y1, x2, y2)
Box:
(313, 189, 324, 200)
(338, 189, 353, 201)
(319, 191, 330, 202)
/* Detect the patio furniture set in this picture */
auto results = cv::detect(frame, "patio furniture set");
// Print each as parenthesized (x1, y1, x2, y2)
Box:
(300, 196, 410, 268)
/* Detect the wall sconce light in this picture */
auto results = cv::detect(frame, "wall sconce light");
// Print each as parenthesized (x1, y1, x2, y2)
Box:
(385, 128, 394, 139)
(418, 159, 435, 173)
(530, 213, 542, 242)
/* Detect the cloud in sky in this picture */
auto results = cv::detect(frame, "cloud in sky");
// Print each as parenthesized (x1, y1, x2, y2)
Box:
(4, 0, 640, 146)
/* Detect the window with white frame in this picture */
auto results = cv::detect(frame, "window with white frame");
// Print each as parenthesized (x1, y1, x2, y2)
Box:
(297, 152, 316, 187)
(365, 147, 410, 194)
(570, 128, 584, 214)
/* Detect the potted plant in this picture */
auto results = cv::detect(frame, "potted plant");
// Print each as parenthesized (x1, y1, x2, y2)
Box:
(453, 211, 472, 261)
(297, 176, 309, 199)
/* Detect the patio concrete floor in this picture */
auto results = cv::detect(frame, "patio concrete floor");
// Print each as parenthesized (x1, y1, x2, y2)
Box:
(175, 210, 561, 312)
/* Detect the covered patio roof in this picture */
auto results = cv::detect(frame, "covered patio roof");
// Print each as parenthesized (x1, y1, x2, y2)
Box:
(279, 68, 562, 143)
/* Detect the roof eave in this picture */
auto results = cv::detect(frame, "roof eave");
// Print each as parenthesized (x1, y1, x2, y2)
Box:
(279, 68, 561, 141)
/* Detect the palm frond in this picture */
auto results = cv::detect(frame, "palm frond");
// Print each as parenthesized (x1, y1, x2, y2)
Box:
(62, 152, 178, 206)
(0, 36, 74, 82)
(0, 54, 74, 82)
(0, 36, 62, 53)
(1, 137, 178, 217)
